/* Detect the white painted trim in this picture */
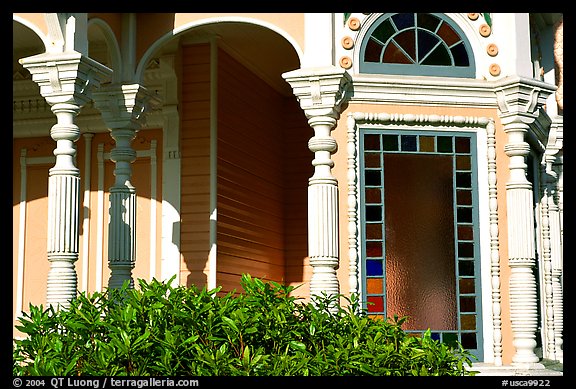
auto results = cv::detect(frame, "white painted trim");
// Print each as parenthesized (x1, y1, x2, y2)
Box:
(159, 54, 182, 287)
(15, 149, 28, 322)
(96, 144, 105, 292)
(87, 18, 122, 84)
(302, 13, 334, 68)
(15, 152, 58, 319)
(478, 119, 499, 365)
(149, 140, 158, 280)
(349, 74, 498, 108)
(81, 133, 93, 292)
(208, 37, 218, 291)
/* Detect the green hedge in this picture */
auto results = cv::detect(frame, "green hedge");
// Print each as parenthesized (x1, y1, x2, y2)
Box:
(13, 274, 477, 376)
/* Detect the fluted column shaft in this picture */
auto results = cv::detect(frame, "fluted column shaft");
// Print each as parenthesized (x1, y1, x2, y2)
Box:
(93, 84, 155, 290)
(546, 118, 563, 362)
(46, 102, 82, 307)
(539, 164, 556, 361)
(19, 52, 111, 309)
(108, 129, 138, 289)
(503, 119, 540, 364)
(307, 114, 340, 299)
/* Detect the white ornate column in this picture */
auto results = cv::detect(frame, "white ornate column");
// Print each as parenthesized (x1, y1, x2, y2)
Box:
(93, 84, 156, 289)
(283, 67, 351, 304)
(19, 52, 110, 309)
(547, 117, 563, 362)
(495, 77, 554, 367)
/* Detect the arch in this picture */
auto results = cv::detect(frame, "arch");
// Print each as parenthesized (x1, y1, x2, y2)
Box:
(354, 13, 483, 78)
(135, 16, 304, 83)
(87, 18, 122, 84)
(13, 15, 50, 53)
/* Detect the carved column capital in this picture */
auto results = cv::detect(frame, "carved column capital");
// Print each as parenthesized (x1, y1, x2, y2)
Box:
(19, 51, 111, 107)
(282, 66, 352, 120)
(494, 76, 555, 125)
(544, 116, 563, 173)
(93, 83, 159, 131)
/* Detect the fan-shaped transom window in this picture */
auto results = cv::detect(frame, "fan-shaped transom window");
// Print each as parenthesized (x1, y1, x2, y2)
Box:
(360, 13, 475, 78)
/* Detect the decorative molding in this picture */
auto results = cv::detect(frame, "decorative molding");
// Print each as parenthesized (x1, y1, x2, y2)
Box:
(486, 119, 503, 366)
(349, 74, 498, 107)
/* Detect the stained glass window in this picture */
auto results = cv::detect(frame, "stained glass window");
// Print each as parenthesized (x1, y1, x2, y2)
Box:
(360, 129, 482, 360)
(360, 13, 475, 78)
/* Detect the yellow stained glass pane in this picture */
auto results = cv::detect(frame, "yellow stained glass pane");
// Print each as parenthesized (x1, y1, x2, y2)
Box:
(419, 136, 435, 152)
(460, 314, 476, 330)
(459, 278, 475, 294)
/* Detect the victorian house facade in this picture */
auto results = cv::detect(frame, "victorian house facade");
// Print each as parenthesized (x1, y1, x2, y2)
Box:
(13, 13, 563, 375)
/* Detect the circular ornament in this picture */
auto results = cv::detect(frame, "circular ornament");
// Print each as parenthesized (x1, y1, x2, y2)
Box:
(479, 23, 492, 37)
(489, 63, 501, 76)
(341, 36, 354, 49)
(487, 43, 499, 56)
(340, 56, 353, 69)
(348, 17, 361, 31)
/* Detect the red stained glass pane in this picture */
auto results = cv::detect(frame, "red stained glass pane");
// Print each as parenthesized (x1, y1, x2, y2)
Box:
(367, 296, 384, 313)
(365, 38, 383, 62)
(365, 188, 381, 203)
(457, 225, 474, 240)
(367, 241, 383, 257)
(437, 22, 460, 46)
(457, 190, 472, 205)
(383, 40, 413, 64)
(394, 30, 416, 61)
(460, 296, 476, 312)
(364, 152, 381, 168)
(456, 155, 471, 170)
(455, 137, 471, 153)
(366, 223, 382, 239)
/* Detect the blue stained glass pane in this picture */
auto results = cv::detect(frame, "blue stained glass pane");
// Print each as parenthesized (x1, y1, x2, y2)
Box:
(366, 260, 383, 276)
(391, 13, 415, 30)
(451, 42, 470, 66)
(417, 30, 440, 63)
(401, 135, 417, 151)
(431, 332, 441, 341)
